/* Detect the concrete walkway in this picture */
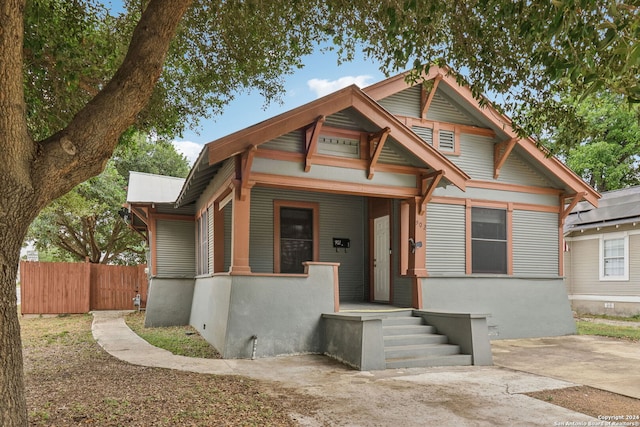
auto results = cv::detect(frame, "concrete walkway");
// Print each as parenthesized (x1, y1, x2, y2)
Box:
(91, 311, 603, 426)
(492, 335, 640, 400)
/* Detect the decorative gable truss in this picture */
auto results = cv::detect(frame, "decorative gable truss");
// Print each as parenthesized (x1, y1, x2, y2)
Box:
(364, 66, 600, 208)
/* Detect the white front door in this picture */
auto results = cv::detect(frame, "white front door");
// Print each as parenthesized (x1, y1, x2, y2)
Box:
(373, 215, 390, 302)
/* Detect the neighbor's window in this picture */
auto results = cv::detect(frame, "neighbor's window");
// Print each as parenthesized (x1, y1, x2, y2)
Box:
(471, 207, 507, 274)
(274, 201, 319, 274)
(600, 235, 628, 281)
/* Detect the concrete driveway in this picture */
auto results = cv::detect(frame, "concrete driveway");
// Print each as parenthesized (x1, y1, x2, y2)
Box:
(492, 335, 640, 399)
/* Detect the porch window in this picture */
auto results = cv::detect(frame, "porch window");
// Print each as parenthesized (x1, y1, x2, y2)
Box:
(471, 207, 507, 274)
(274, 201, 319, 274)
(196, 209, 209, 275)
(600, 235, 629, 281)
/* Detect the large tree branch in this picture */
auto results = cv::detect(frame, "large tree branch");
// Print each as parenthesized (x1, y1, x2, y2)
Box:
(33, 0, 192, 206)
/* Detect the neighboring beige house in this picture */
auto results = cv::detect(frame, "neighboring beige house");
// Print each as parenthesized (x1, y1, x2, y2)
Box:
(127, 66, 599, 370)
(565, 186, 640, 316)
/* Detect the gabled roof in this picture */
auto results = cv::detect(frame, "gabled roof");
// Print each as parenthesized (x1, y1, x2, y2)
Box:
(364, 66, 600, 207)
(127, 171, 185, 204)
(565, 186, 640, 234)
(176, 84, 470, 205)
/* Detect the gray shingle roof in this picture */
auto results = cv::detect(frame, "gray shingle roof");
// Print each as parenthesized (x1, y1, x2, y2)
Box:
(565, 186, 640, 233)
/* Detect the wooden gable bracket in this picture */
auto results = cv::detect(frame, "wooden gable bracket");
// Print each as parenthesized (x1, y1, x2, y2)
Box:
(493, 137, 518, 179)
(305, 115, 326, 172)
(237, 145, 257, 201)
(419, 170, 444, 215)
(367, 127, 391, 179)
(421, 75, 442, 118)
(560, 192, 586, 225)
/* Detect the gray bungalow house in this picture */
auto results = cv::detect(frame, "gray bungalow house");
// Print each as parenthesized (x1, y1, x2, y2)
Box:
(127, 67, 599, 370)
(564, 186, 640, 316)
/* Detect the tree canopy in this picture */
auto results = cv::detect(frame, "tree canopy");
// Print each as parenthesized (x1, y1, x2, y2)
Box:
(544, 91, 640, 192)
(1, 0, 638, 425)
(26, 134, 190, 264)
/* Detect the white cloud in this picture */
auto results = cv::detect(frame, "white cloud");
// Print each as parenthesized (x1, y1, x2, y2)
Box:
(172, 140, 203, 166)
(307, 75, 374, 98)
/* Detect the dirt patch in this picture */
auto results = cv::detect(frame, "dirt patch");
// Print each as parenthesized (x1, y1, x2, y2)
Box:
(527, 386, 640, 418)
(22, 314, 320, 426)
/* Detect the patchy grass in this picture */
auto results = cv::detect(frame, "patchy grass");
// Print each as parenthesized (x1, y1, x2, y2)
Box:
(578, 313, 640, 322)
(21, 312, 316, 426)
(576, 321, 640, 341)
(125, 311, 221, 359)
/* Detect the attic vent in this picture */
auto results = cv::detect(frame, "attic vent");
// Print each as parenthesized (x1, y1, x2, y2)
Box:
(412, 126, 433, 145)
(318, 135, 360, 158)
(439, 130, 455, 151)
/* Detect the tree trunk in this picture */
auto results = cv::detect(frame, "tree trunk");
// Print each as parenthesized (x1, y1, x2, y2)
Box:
(0, 1, 192, 424)
(0, 183, 35, 426)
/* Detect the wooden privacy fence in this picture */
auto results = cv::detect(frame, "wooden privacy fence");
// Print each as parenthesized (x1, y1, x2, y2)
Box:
(20, 261, 147, 314)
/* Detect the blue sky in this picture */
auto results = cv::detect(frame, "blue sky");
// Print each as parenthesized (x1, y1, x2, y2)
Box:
(172, 48, 388, 164)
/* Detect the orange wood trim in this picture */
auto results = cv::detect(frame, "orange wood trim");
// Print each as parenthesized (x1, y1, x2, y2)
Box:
(419, 170, 443, 214)
(319, 125, 361, 139)
(363, 67, 440, 100)
(305, 115, 325, 172)
(252, 172, 420, 198)
(208, 87, 356, 165)
(401, 116, 496, 137)
(407, 197, 428, 278)
(452, 127, 461, 156)
(465, 200, 472, 275)
(273, 200, 320, 273)
(240, 145, 257, 200)
(421, 75, 442, 118)
(494, 138, 518, 179)
(513, 203, 560, 213)
(229, 187, 252, 275)
(507, 203, 514, 275)
(432, 121, 440, 150)
(368, 127, 390, 179)
(130, 205, 150, 227)
(467, 180, 563, 196)
(560, 192, 586, 224)
(400, 201, 409, 276)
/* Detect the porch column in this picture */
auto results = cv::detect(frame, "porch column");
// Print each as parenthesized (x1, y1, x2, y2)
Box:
(406, 197, 427, 308)
(230, 185, 251, 275)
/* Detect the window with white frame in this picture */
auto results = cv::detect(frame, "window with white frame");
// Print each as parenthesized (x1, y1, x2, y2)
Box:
(600, 234, 629, 281)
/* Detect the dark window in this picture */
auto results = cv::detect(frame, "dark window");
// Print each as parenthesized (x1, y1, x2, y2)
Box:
(280, 207, 314, 273)
(471, 207, 507, 274)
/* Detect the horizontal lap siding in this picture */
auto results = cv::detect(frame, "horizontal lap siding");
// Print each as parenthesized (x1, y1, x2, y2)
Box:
(512, 211, 558, 276)
(250, 187, 366, 301)
(156, 219, 195, 277)
(426, 92, 479, 126)
(426, 203, 466, 275)
(567, 234, 640, 297)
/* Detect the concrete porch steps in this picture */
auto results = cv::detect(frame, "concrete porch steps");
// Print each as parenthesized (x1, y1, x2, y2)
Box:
(382, 315, 472, 369)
